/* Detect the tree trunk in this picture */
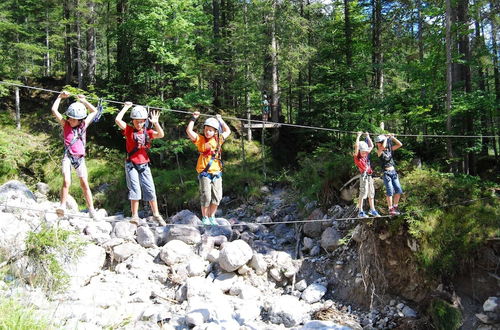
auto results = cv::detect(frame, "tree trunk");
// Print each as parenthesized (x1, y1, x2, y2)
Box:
(243, 1, 252, 141)
(445, 0, 455, 169)
(64, 0, 74, 84)
(371, 0, 383, 93)
(490, 0, 499, 164)
(270, 0, 279, 123)
(456, 0, 474, 174)
(116, 0, 130, 84)
(15, 87, 21, 130)
(85, 0, 97, 88)
(212, 0, 222, 107)
(344, 0, 353, 69)
(45, 8, 51, 76)
(76, 0, 83, 89)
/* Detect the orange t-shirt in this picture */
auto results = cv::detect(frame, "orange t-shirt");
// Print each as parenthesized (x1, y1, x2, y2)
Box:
(193, 134, 224, 173)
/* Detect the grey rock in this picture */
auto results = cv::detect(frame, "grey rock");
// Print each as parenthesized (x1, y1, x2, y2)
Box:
(36, 182, 50, 195)
(136, 226, 156, 248)
(321, 227, 342, 252)
(0, 180, 36, 203)
(250, 253, 268, 275)
(267, 295, 309, 327)
(166, 225, 201, 245)
(218, 239, 253, 272)
(402, 305, 417, 318)
(300, 320, 357, 330)
(295, 279, 308, 292)
(112, 221, 136, 240)
(301, 283, 327, 304)
(169, 209, 201, 225)
(112, 242, 140, 263)
(203, 218, 233, 239)
(483, 297, 500, 313)
(159, 240, 193, 265)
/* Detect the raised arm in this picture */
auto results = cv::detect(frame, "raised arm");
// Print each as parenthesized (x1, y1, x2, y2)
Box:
(80, 94, 98, 127)
(149, 110, 164, 139)
(353, 131, 362, 156)
(115, 101, 132, 130)
(388, 134, 403, 151)
(51, 91, 70, 126)
(186, 111, 200, 142)
(365, 132, 374, 151)
(216, 114, 231, 140)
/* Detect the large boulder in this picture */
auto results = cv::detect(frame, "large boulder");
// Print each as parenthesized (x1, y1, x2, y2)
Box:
(0, 180, 36, 204)
(218, 240, 253, 272)
(64, 243, 106, 289)
(166, 226, 201, 245)
(267, 295, 310, 327)
(321, 227, 342, 252)
(169, 210, 201, 225)
(0, 213, 30, 258)
(159, 240, 194, 266)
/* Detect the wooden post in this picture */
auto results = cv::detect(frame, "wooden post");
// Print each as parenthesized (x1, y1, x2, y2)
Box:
(15, 87, 21, 130)
(246, 98, 252, 141)
(240, 133, 246, 168)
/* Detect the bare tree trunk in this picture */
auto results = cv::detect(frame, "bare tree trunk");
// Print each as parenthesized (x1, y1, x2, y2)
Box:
(45, 8, 51, 76)
(64, 0, 74, 84)
(490, 0, 499, 164)
(76, 0, 83, 89)
(212, 0, 222, 107)
(270, 1, 279, 123)
(371, 0, 383, 93)
(116, 0, 130, 84)
(15, 87, 21, 130)
(445, 0, 455, 169)
(243, 1, 251, 141)
(85, 0, 97, 88)
(457, 0, 474, 174)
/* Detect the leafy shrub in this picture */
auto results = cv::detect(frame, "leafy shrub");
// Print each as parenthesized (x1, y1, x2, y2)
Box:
(428, 299, 462, 330)
(24, 224, 85, 292)
(0, 297, 53, 330)
(402, 168, 499, 278)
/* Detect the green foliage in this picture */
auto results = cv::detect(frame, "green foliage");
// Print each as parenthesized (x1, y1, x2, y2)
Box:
(292, 145, 354, 207)
(0, 297, 53, 330)
(402, 168, 499, 278)
(24, 224, 85, 292)
(428, 299, 463, 330)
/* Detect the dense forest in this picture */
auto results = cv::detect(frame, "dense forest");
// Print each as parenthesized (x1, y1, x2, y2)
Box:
(0, 0, 498, 180)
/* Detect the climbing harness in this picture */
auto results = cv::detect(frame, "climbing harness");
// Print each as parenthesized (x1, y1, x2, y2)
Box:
(63, 123, 86, 169)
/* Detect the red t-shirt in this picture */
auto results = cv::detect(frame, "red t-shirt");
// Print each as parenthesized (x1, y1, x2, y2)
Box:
(123, 125, 154, 164)
(354, 153, 373, 175)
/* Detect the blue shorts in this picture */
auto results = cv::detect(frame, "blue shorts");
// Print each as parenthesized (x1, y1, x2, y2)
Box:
(382, 170, 403, 197)
(125, 161, 156, 201)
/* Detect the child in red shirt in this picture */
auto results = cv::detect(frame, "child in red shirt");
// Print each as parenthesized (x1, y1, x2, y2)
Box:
(353, 132, 380, 218)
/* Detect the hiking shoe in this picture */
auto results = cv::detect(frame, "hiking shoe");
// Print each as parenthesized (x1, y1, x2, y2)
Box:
(389, 207, 400, 216)
(208, 216, 218, 226)
(358, 211, 369, 218)
(153, 214, 167, 226)
(89, 209, 100, 221)
(130, 216, 141, 225)
(201, 216, 211, 226)
(368, 209, 381, 217)
(56, 205, 66, 217)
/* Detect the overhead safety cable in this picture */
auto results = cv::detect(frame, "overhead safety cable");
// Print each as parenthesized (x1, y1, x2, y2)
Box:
(1, 80, 497, 139)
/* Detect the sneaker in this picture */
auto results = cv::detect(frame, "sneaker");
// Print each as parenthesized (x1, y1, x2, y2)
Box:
(89, 209, 100, 221)
(56, 205, 66, 217)
(130, 216, 141, 225)
(389, 207, 400, 216)
(152, 214, 167, 226)
(368, 209, 381, 217)
(201, 216, 211, 226)
(208, 216, 218, 226)
(358, 211, 369, 218)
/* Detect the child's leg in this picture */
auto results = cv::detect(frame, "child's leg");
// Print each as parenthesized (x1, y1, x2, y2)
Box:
(357, 197, 365, 210)
(368, 197, 375, 210)
(125, 161, 142, 217)
(383, 171, 394, 208)
(199, 176, 212, 219)
(60, 156, 72, 206)
(209, 177, 223, 217)
(393, 193, 401, 206)
(130, 200, 139, 217)
(149, 199, 160, 216)
(77, 160, 95, 210)
(358, 175, 368, 211)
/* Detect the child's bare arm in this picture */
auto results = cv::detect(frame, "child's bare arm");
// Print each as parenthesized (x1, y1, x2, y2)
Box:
(353, 131, 362, 156)
(388, 134, 403, 151)
(186, 111, 200, 142)
(216, 114, 231, 140)
(365, 132, 374, 151)
(115, 102, 132, 130)
(51, 91, 70, 126)
(80, 95, 97, 127)
(150, 110, 164, 139)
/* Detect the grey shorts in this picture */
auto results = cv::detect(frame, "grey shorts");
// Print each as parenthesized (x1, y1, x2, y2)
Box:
(125, 161, 156, 201)
(359, 174, 375, 200)
(62, 154, 87, 178)
(198, 173, 223, 207)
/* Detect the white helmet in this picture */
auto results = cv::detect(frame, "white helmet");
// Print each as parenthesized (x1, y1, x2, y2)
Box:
(66, 102, 87, 119)
(204, 117, 220, 130)
(375, 135, 387, 143)
(130, 106, 148, 119)
(358, 141, 370, 152)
